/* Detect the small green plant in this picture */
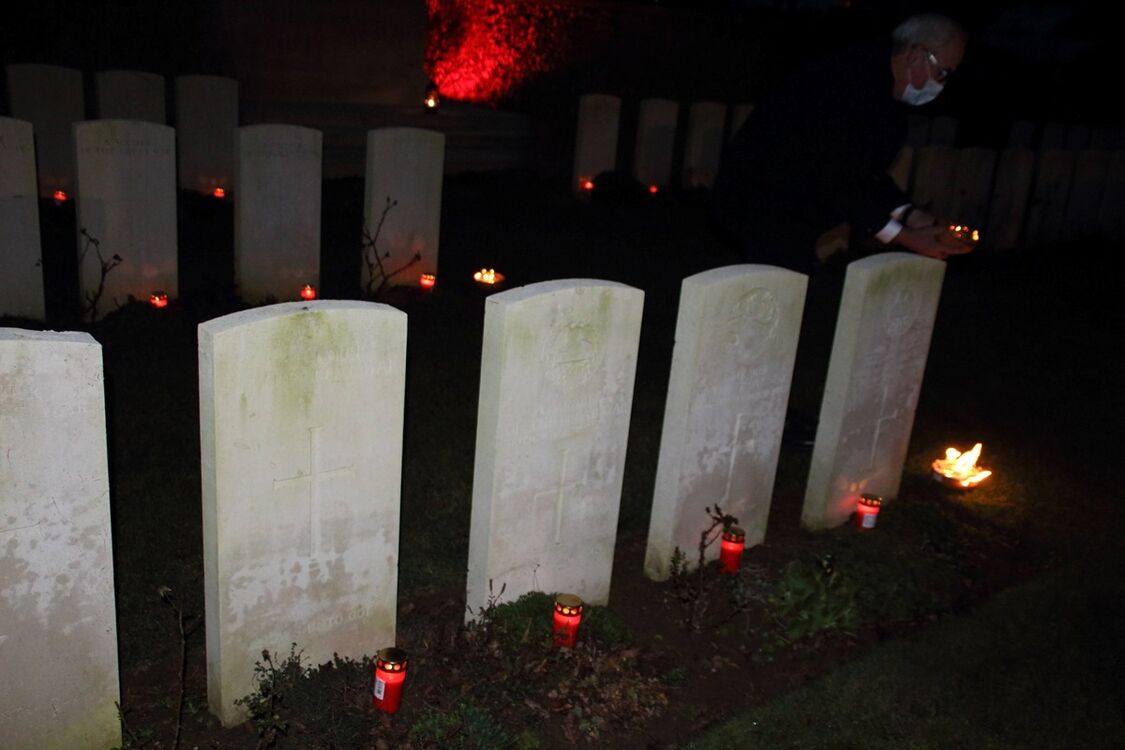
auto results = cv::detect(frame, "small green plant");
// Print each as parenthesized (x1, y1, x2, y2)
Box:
(233, 644, 307, 747)
(764, 554, 861, 649)
(409, 703, 515, 750)
(667, 505, 739, 631)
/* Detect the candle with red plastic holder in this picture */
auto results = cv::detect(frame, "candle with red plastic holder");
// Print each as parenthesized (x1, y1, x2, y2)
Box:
(855, 493, 882, 529)
(419, 273, 436, 290)
(719, 526, 746, 574)
(552, 594, 583, 649)
(149, 291, 168, 309)
(300, 284, 316, 301)
(372, 647, 408, 714)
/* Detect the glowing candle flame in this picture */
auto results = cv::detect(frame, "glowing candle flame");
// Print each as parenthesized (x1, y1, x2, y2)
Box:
(212, 187, 226, 199)
(648, 184, 659, 195)
(947, 224, 981, 245)
(149, 291, 168, 309)
(300, 284, 316, 301)
(473, 268, 505, 285)
(932, 443, 992, 488)
(579, 178, 594, 191)
(53, 190, 68, 203)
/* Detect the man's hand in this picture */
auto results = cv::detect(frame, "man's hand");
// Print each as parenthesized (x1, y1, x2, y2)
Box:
(893, 224, 974, 260)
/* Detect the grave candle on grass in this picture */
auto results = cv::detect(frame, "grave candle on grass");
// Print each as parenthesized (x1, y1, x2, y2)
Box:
(419, 273, 436, 290)
(149, 291, 168, 308)
(719, 526, 745, 574)
(212, 187, 226, 199)
(473, 268, 505, 286)
(373, 647, 408, 714)
(424, 81, 440, 111)
(579, 177, 595, 192)
(300, 284, 316, 301)
(52, 189, 68, 204)
(855, 493, 882, 529)
(552, 594, 584, 649)
(932, 443, 992, 489)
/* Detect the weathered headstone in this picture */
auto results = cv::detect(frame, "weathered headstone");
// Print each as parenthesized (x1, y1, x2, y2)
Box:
(681, 101, 727, 188)
(199, 301, 406, 726)
(0, 329, 119, 750)
(1065, 125, 1090, 152)
(911, 145, 957, 218)
(1007, 120, 1036, 149)
(950, 147, 997, 230)
(889, 145, 914, 193)
(364, 127, 444, 289)
(929, 115, 958, 147)
(1061, 150, 1109, 237)
(5, 64, 85, 198)
(95, 70, 166, 123)
(466, 280, 643, 617)
(633, 98, 678, 190)
(645, 266, 806, 581)
(572, 94, 620, 193)
(1022, 149, 1075, 248)
(175, 75, 239, 194)
(984, 147, 1035, 251)
(802, 253, 945, 530)
(1039, 122, 1068, 151)
(730, 103, 754, 138)
(1097, 150, 1125, 241)
(74, 120, 178, 316)
(1090, 125, 1125, 150)
(235, 124, 322, 303)
(0, 117, 44, 319)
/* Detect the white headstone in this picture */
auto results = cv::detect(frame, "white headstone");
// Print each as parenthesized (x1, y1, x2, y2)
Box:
(1090, 125, 1125, 150)
(633, 98, 678, 190)
(802, 253, 945, 530)
(1096, 150, 1125, 241)
(911, 145, 957, 218)
(175, 75, 239, 194)
(364, 127, 445, 289)
(235, 125, 322, 303)
(199, 301, 406, 726)
(681, 101, 727, 188)
(1022, 149, 1075, 248)
(929, 116, 958, 146)
(984, 147, 1035, 251)
(0, 329, 119, 750)
(730, 103, 754, 138)
(0, 117, 44, 319)
(466, 280, 643, 617)
(95, 70, 166, 123)
(889, 145, 914, 193)
(950, 147, 997, 230)
(5, 64, 85, 198)
(1039, 122, 1068, 151)
(1008, 120, 1036, 149)
(1066, 125, 1090, 151)
(74, 120, 178, 316)
(645, 266, 806, 581)
(1061, 150, 1109, 237)
(572, 94, 620, 193)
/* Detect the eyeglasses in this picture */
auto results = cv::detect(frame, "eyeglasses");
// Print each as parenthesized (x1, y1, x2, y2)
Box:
(922, 47, 955, 83)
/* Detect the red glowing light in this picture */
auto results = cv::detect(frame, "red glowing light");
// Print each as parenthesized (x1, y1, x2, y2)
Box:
(53, 190, 68, 203)
(719, 527, 745, 574)
(553, 594, 583, 649)
(300, 284, 316, 301)
(420, 273, 436, 289)
(648, 184, 659, 195)
(579, 178, 595, 191)
(212, 187, 226, 199)
(372, 648, 408, 715)
(855, 494, 882, 529)
(425, 0, 605, 103)
(149, 291, 168, 309)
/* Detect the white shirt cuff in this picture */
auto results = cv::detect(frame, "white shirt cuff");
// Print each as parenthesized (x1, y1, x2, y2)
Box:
(875, 219, 903, 244)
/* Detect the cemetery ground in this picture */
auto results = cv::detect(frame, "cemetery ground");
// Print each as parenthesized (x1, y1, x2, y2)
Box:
(6, 172, 1123, 749)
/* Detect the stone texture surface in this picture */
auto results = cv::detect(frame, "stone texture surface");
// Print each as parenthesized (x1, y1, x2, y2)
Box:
(175, 75, 239, 194)
(235, 124, 322, 303)
(572, 94, 620, 192)
(0, 329, 119, 750)
(645, 266, 806, 581)
(633, 98, 678, 189)
(74, 120, 178, 315)
(364, 127, 445, 288)
(5, 64, 85, 197)
(199, 301, 406, 726)
(0, 117, 44, 319)
(466, 280, 643, 618)
(95, 70, 166, 123)
(802, 253, 946, 530)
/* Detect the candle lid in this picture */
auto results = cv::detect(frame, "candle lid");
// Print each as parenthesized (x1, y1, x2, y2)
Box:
(722, 525, 746, 542)
(554, 593, 584, 615)
(859, 493, 883, 507)
(376, 647, 408, 669)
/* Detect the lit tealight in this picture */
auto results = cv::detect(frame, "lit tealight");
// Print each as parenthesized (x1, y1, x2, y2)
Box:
(149, 291, 169, 309)
(648, 184, 659, 195)
(53, 190, 68, 203)
(473, 268, 505, 285)
(420, 273, 436, 290)
(300, 284, 316, 301)
(212, 187, 226, 199)
(932, 443, 992, 489)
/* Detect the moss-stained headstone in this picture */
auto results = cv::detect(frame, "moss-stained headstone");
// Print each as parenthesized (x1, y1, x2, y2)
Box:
(645, 266, 806, 581)
(0, 329, 120, 750)
(199, 301, 406, 726)
(802, 254, 945, 530)
(467, 280, 643, 618)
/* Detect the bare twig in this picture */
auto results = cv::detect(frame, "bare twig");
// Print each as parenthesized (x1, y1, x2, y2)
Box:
(157, 586, 186, 750)
(79, 228, 122, 323)
(362, 197, 422, 297)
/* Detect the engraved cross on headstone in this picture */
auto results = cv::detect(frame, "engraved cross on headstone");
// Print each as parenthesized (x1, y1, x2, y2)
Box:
(273, 426, 354, 557)
(720, 412, 755, 504)
(533, 447, 590, 544)
(870, 384, 901, 466)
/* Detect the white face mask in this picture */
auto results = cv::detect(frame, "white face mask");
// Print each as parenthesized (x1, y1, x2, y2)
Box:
(902, 75, 944, 106)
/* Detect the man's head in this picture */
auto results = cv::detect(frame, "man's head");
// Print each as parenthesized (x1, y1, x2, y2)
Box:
(891, 13, 967, 106)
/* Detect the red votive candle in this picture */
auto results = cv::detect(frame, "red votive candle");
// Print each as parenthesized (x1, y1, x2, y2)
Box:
(855, 493, 882, 529)
(419, 273, 436, 290)
(300, 284, 316, 301)
(149, 291, 168, 309)
(552, 594, 584, 649)
(373, 647, 408, 714)
(719, 526, 746, 574)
